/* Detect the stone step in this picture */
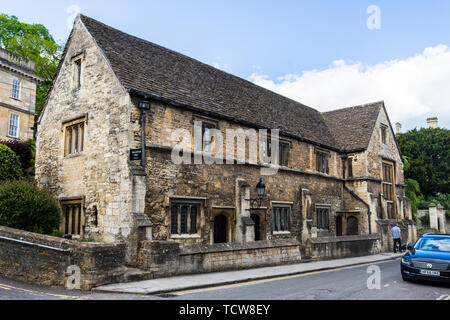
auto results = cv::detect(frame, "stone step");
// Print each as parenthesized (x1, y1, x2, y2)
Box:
(121, 268, 153, 283)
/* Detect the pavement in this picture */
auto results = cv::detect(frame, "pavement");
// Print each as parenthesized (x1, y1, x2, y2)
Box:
(93, 252, 405, 295)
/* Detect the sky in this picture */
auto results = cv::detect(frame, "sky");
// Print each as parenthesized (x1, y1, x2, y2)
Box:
(2, 0, 449, 130)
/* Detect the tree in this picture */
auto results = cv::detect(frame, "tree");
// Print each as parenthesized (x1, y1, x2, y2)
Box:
(0, 139, 32, 170)
(0, 144, 22, 182)
(0, 180, 61, 235)
(397, 127, 449, 197)
(0, 14, 62, 114)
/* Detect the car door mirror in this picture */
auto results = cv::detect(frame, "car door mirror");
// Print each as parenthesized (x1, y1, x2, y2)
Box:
(407, 243, 415, 254)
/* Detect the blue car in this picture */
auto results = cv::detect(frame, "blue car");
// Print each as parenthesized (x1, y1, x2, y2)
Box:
(401, 234, 450, 283)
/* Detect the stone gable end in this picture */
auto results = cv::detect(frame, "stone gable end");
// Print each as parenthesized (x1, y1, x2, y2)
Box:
(35, 17, 135, 245)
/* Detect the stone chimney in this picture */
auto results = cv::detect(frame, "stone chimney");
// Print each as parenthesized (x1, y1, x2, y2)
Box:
(427, 117, 438, 129)
(395, 122, 402, 135)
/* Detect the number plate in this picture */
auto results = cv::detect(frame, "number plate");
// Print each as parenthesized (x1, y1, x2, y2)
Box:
(420, 269, 440, 276)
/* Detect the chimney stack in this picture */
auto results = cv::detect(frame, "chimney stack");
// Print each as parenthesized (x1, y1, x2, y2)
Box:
(427, 117, 438, 129)
(395, 122, 402, 135)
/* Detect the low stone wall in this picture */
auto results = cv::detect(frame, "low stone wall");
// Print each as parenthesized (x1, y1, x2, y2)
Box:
(0, 226, 126, 290)
(306, 235, 381, 261)
(376, 219, 416, 252)
(137, 239, 302, 277)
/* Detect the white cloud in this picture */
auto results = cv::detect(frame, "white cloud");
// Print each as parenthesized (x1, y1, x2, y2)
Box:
(249, 45, 450, 129)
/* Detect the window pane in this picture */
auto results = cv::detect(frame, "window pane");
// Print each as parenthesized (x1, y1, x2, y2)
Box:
(74, 126, 79, 153)
(80, 124, 84, 152)
(12, 80, 20, 99)
(171, 206, 178, 234)
(190, 206, 197, 234)
(8, 114, 19, 137)
(272, 208, 277, 231)
(68, 128, 73, 154)
(180, 206, 188, 234)
(195, 124, 203, 151)
(204, 127, 211, 152)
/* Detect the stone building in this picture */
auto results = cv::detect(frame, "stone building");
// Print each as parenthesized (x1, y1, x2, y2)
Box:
(36, 15, 416, 266)
(0, 47, 41, 141)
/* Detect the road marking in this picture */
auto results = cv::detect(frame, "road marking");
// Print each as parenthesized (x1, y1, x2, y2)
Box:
(170, 260, 397, 296)
(0, 282, 85, 299)
(437, 295, 450, 301)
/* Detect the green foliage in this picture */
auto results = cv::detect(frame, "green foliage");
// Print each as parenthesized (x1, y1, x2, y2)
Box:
(405, 178, 420, 221)
(52, 229, 64, 238)
(0, 180, 61, 235)
(0, 14, 62, 114)
(0, 144, 22, 181)
(419, 213, 430, 226)
(397, 127, 449, 197)
(26, 139, 36, 168)
(418, 193, 450, 214)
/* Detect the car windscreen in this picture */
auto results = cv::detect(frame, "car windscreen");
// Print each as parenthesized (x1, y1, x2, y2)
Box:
(415, 238, 450, 252)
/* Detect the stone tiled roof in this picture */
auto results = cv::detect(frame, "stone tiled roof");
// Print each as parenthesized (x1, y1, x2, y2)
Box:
(79, 15, 381, 152)
(322, 102, 383, 152)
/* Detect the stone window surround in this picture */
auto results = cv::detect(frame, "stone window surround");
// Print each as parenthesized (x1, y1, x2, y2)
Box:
(11, 78, 21, 100)
(380, 123, 388, 145)
(315, 204, 332, 231)
(7, 112, 20, 139)
(168, 196, 206, 239)
(314, 147, 330, 174)
(263, 137, 291, 167)
(192, 115, 219, 153)
(62, 115, 88, 158)
(270, 202, 293, 234)
(71, 51, 85, 91)
(381, 159, 396, 219)
(59, 196, 86, 238)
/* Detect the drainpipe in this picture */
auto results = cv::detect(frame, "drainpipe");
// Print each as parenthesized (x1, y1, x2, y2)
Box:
(138, 101, 151, 169)
(341, 154, 372, 234)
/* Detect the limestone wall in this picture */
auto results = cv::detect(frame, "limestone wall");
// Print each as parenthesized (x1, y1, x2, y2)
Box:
(0, 67, 36, 140)
(137, 239, 301, 277)
(306, 234, 381, 261)
(35, 19, 134, 249)
(0, 226, 126, 290)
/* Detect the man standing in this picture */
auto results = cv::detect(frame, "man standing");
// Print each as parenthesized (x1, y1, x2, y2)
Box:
(390, 224, 402, 253)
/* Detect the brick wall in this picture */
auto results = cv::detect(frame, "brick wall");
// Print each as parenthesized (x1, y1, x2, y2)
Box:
(0, 226, 126, 290)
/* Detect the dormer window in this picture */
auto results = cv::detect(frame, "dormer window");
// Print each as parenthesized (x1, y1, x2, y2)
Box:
(315, 148, 330, 174)
(194, 117, 218, 152)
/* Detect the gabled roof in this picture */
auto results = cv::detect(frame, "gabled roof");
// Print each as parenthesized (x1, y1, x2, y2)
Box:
(322, 102, 383, 152)
(45, 14, 385, 153)
(79, 15, 339, 150)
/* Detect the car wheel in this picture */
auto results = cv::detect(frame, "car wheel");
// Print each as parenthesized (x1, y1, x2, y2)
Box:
(402, 275, 410, 282)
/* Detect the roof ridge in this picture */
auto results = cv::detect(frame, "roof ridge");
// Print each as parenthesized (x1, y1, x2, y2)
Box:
(79, 14, 322, 115)
(322, 101, 384, 115)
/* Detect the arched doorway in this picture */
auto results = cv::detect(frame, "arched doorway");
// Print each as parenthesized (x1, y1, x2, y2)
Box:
(251, 214, 261, 241)
(214, 214, 227, 243)
(336, 216, 342, 236)
(346, 216, 359, 236)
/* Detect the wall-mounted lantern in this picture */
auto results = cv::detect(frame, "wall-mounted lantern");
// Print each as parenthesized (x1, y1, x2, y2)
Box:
(250, 179, 267, 209)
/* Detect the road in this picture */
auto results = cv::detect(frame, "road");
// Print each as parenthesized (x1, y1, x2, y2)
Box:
(0, 259, 449, 300)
